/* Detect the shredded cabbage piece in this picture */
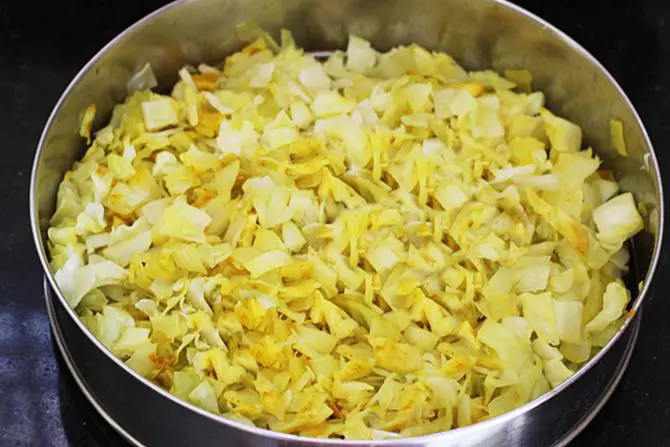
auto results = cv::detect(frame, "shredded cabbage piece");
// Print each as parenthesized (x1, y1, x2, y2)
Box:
(54, 32, 643, 440)
(610, 118, 627, 157)
(79, 104, 96, 143)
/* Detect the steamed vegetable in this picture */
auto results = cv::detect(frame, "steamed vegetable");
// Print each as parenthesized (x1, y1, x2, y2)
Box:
(48, 32, 643, 440)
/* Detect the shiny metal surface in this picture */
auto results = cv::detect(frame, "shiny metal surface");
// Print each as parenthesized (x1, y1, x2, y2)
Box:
(30, 0, 664, 445)
(45, 279, 642, 447)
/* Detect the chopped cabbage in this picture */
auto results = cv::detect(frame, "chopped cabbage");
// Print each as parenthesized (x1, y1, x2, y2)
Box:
(610, 118, 627, 156)
(79, 104, 96, 143)
(155, 197, 212, 243)
(585, 281, 630, 332)
(51, 32, 643, 440)
(345, 35, 377, 73)
(592, 193, 644, 250)
(141, 98, 179, 130)
(521, 292, 559, 345)
(541, 108, 582, 153)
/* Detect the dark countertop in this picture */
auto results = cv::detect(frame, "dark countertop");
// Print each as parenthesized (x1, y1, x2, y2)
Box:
(1, 0, 669, 446)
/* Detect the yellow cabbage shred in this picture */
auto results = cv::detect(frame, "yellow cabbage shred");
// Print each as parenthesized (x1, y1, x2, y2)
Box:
(610, 118, 627, 157)
(49, 32, 643, 440)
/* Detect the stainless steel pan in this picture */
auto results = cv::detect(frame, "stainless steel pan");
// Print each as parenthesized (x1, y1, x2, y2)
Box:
(30, 0, 664, 445)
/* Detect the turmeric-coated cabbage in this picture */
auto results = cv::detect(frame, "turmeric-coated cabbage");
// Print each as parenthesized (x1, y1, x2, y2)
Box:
(48, 32, 642, 440)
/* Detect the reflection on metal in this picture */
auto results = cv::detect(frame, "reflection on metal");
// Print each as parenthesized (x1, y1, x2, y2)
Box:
(46, 285, 146, 447)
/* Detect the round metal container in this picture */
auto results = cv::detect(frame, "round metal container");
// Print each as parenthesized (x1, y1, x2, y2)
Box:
(30, 0, 664, 446)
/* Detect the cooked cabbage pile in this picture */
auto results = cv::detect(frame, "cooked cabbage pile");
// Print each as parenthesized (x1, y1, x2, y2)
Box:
(48, 32, 644, 439)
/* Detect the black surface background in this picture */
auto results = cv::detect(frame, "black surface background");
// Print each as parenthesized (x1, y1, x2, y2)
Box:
(1, 0, 669, 445)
